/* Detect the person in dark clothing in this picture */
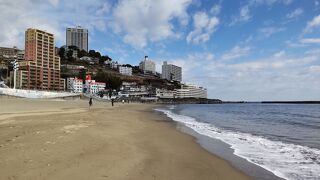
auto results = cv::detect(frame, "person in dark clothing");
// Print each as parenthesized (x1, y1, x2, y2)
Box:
(111, 99, 114, 106)
(89, 98, 93, 109)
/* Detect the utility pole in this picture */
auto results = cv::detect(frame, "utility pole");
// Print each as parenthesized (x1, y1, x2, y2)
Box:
(12, 57, 19, 89)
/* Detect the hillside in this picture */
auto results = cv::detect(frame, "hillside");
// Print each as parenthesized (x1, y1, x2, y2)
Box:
(60, 60, 180, 90)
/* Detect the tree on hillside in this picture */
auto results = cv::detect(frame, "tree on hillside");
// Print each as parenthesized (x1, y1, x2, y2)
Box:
(94, 51, 101, 58)
(123, 64, 132, 67)
(58, 47, 66, 62)
(99, 55, 112, 65)
(132, 66, 143, 74)
(67, 45, 78, 50)
(88, 49, 102, 58)
(94, 70, 122, 90)
(66, 50, 75, 62)
(78, 69, 87, 82)
(78, 49, 88, 58)
(88, 50, 96, 57)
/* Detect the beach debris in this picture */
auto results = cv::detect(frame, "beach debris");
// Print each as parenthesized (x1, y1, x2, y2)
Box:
(62, 123, 92, 133)
(45, 141, 56, 145)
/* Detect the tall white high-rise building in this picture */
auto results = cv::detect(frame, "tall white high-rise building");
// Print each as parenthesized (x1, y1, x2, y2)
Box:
(66, 26, 88, 52)
(139, 56, 156, 74)
(161, 61, 182, 82)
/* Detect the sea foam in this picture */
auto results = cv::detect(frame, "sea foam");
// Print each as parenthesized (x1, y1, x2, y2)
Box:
(155, 108, 320, 180)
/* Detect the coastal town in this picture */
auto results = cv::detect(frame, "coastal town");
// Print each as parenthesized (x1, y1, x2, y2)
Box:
(0, 27, 207, 101)
(1, 1, 319, 180)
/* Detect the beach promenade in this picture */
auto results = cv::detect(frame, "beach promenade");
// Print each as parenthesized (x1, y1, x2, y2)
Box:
(0, 97, 249, 180)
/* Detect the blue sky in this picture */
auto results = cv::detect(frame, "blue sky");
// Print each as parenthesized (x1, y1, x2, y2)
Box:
(0, 0, 320, 101)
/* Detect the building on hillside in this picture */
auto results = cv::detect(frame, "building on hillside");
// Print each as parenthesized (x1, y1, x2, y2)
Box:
(119, 82, 148, 97)
(66, 77, 83, 93)
(65, 46, 78, 58)
(84, 75, 105, 94)
(111, 61, 119, 69)
(0, 47, 24, 85)
(16, 28, 64, 90)
(119, 66, 132, 76)
(66, 26, 88, 52)
(156, 88, 176, 99)
(61, 65, 85, 76)
(79, 56, 92, 61)
(139, 56, 155, 74)
(175, 84, 207, 99)
(61, 64, 85, 70)
(0, 46, 24, 61)
(161, 61, 182, 82)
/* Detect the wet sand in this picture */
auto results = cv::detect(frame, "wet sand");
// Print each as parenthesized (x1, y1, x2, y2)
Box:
(0, 97, 250, 180)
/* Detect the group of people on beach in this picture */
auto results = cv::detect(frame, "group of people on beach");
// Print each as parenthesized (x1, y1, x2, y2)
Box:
(88, 97, 115, 109)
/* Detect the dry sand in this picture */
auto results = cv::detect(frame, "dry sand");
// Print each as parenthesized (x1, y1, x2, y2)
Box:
(0, 97, 250, 180)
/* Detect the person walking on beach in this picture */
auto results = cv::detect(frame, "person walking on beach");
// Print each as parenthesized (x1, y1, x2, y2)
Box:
(111, 99, 114, 106)
(89, 97, 93, 109)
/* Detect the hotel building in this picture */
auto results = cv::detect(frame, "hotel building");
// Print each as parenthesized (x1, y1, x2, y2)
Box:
(161, 61, 182, 82)
(175, 84, 207, 99)
(17, 28, 64, 90)
(139, 56, 156, 74)
(66, 26, 88, 52)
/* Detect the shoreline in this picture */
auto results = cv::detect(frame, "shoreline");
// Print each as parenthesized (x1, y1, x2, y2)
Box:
(0, 98, 250, 180)
(153, 106, 283, 180)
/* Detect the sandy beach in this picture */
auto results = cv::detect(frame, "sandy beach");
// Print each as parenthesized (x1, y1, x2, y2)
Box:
(0, 97, 250, 180)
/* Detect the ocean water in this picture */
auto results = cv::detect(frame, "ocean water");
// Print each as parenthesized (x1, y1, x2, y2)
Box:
(155, 104, 320, 180)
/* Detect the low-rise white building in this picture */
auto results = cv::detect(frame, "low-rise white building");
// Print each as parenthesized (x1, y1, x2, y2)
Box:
(175, 84, 207, 99)
(111, 61, 119, 69)
(119, 66, 132, 76)
(80, 56, 92, 61)
(156, 88, 176, 99)
(120, 82, 148, 97)
(85, 79, 106, 94)
(66, 77, 83, 93)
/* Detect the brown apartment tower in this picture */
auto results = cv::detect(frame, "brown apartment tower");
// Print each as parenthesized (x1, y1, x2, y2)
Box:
(17, 28, 64, 90)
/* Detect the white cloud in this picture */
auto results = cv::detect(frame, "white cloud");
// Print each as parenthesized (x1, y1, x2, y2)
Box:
(304, 14, 320, 33)
(210, 4, 221, 15)
(221, 46, 251, 60)
(186, 12, 219, 44)
(160, 48, 320, 101)
(286, 8, 304, 19)
(309, 65, 320, 73)
(230, 5, 251, 25)
(274, 50, 286, 57)
(48, 0, 59, 7)
(0, 0, 112, 48)
(283, 0, 293, 4)
(300, 38, 320, 44)
(111, 0, 192, 49)
(259, 27, 286, 37)
(231, 0, 293, 26)
(155, 52, 215, 84)
(249, 0, 293, 6)
(240, 6, 251, 21)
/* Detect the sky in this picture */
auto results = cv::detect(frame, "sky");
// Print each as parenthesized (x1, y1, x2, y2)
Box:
(0, 0, 320, 101)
